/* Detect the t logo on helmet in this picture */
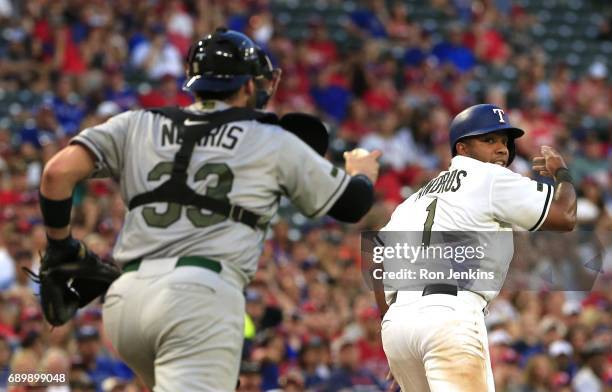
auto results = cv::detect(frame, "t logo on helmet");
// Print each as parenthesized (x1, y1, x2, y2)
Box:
(492, 108, 506, 123)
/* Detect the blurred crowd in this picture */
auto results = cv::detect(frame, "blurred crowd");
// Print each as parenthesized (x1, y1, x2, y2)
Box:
(0, 0, 610, 391)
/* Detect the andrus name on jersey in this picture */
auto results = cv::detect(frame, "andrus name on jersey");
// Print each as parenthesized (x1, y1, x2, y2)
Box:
(161, 123, 244, 151)
(416, 169, 467, 199)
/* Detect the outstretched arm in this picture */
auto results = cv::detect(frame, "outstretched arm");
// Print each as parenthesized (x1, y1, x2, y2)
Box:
(327, 149, 382, 223)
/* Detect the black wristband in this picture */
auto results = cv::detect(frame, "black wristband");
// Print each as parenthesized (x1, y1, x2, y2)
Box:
(353, 173, 374, 187)
(39, 191, 73, 228)
(46, 235, 74, 249)
(554, 168, 573, 186)
(45, 235, 82, 262)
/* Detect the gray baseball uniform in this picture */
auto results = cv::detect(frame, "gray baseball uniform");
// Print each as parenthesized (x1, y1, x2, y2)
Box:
(73, 100, 348, 391)
(73, 101, 348, 283)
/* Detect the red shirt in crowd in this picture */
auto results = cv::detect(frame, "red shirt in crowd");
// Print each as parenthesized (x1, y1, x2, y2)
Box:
(356, 337, 388, 380)
(139, 91, 192, 108)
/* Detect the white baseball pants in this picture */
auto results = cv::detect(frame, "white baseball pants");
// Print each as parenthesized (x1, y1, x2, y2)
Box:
(381, 290, 494, 391)
(102, 257, 245, 391)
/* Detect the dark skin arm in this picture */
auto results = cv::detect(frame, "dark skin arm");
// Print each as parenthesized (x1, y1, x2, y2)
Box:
(372, 264, 389, 317)
(532, 146, 577, 231)
(362, 235, 390, 317)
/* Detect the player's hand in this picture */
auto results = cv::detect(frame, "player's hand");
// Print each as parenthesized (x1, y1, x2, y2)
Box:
(532, 146, 567, 178)
(344, 148, 382, 184)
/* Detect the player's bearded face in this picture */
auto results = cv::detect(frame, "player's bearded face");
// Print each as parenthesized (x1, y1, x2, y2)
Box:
(458, 133, 510, 167)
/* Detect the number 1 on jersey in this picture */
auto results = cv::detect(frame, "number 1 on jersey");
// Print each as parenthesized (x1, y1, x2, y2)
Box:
(422, 198, 438, 247)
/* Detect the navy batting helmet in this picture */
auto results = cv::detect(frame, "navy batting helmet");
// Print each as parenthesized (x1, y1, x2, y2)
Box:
(183, 28, 260, 93)
(450, 104, 524, 165)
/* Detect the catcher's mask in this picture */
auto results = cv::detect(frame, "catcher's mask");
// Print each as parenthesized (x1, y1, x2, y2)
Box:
(254, 46, 281, 109)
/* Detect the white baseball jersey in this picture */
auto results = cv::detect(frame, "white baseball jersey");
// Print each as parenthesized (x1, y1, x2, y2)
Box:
(71, 101, 349, 284)
(381, 155, 553, 303)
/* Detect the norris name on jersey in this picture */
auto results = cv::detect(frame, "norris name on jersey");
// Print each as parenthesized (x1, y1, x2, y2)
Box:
(416, 169, 467, 199)
(160, 122, 244, 151)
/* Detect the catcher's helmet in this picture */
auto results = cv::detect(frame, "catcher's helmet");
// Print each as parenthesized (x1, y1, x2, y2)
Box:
(183, 27, 260, 93)
(450, 104, 524, 165)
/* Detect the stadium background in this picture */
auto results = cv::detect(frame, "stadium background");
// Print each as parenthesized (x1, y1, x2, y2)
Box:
(0, 0, 609, 391)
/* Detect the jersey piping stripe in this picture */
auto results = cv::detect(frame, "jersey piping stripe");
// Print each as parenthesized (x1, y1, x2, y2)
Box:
(71, 136, 117, 180)
(308, 170, 348, 218)
(528, 183, 552, 231)
(70, 136, 102, 161)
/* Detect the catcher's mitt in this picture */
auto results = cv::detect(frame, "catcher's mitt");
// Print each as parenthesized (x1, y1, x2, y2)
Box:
(25, 237, 121, 326)
(280, 113, 329, 157)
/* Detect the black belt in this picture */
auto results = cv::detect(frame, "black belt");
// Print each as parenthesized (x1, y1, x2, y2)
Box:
(422, 284, 458, 296)
(123, 256, 222, 274)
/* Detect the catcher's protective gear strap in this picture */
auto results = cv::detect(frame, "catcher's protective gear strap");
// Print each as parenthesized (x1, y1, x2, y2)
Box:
(39, 192, 72, 228)
(554, 168, 573, 187)
(327, 174, 374, 223)
(129, 107, 278, 229)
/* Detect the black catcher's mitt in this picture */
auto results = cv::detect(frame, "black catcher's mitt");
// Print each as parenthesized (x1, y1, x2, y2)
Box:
(26, 238, 121, 326)
(280, 113, 329, 156)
